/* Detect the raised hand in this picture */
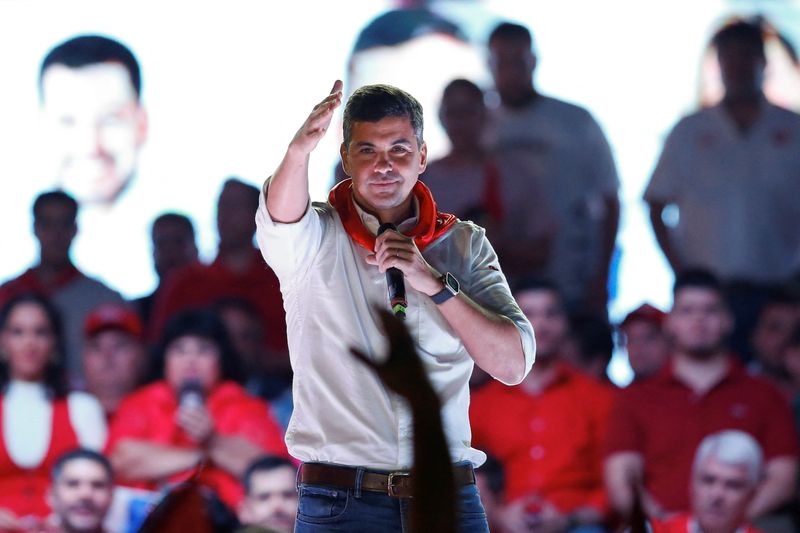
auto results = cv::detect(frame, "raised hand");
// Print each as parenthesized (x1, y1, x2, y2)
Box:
(290, 80, 343, 155)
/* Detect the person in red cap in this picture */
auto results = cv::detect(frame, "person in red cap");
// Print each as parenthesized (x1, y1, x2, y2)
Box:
(618, 303, 669, 381)
(82, 303, 147, 421)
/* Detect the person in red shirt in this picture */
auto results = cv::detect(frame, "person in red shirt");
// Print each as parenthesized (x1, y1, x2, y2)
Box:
(149, 179, 288, 369)
(107, 309, 287, 510)
(604, 269, 798, 524)
(651, 430, 766, 533)
(470, 279, 613, 533)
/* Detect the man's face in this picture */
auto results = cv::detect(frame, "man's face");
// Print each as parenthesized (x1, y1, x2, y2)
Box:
(42, 62, 147, 207)
(33, 201, 77, 264)
(439, 86, 486, 150)
(240, 466, 298, 533)
(218, 306, 264, 371)
(622, 320, 670, 379)
(49, 459, 112, 533)
(717, 40, 765, 99)
(83, 329, 144, 399)
(488, 37, 536, 106)
(152, 220, 198, 281)
(692, 456, 755, 533)
(340, 116, 427, 223)
(751, 304, 798, 371)
(216, 184, 257, 248)
(515, 289, 568, 361)
(667, 288, 732, 358)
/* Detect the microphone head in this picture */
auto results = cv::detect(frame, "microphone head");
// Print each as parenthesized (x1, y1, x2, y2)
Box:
(178, 379, 205, 408)
(377, 222, 398, 236)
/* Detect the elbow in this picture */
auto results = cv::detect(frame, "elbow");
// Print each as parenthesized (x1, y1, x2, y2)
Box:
(497, 352, 527, 385)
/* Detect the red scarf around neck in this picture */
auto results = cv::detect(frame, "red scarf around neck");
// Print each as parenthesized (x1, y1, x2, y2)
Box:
(328, 179, 457, 252)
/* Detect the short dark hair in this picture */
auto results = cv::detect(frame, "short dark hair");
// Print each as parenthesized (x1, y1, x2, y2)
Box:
(488, 21, 533, 48)
(673, 268, 725, 299)
(220, 178, 260, 212)
(152, 212, 196, 239)
(712, 19, 765, 57)
(442, 78, 484, 102)
(343, 84, 424, 147)
(0, 293, 69, 398)
(52, 448, 113, 482)
(149, 309, 245, 384)
(40, 35, 142, 99)
(32, 190, 78, 222)
(242, 455, 296, 494)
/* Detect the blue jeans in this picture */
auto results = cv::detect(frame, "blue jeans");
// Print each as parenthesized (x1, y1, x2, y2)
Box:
(294, 463, 489, 532)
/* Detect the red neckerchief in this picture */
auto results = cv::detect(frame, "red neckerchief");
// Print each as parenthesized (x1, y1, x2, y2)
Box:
(328, 179, 458, 252)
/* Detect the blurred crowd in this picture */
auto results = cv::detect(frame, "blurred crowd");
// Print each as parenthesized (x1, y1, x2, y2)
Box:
(1, 9, 799, 533)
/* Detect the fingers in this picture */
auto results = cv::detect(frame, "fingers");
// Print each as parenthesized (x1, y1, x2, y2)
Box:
(350, 347, 375, 369)
(330, 79, 344, 95)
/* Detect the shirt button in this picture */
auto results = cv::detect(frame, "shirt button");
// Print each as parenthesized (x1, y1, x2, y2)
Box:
(530, 446, 545, 460)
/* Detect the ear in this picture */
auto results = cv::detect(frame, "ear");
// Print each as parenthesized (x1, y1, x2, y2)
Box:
(418, 142, 428, 174)
(135, 106, 149, 146)
(339, 142, 351, 177)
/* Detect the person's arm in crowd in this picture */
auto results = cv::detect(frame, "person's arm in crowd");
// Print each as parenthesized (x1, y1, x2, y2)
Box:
(747, 456, 798, 519)
(265, 81, 343, 223)
(647, 200, 681, 274)
(369, 230, 528, 384)
(110, 439, 204, 481)
(604, 452, 666, 520)
(352, 310, 456, 533)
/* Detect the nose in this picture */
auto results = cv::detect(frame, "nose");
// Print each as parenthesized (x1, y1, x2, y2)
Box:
(374, 152, 392, 174)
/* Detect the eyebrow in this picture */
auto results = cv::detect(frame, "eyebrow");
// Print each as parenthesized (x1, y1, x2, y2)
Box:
(354, 138, 414, 147)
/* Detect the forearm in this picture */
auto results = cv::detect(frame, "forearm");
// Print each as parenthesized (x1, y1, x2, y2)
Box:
(206, 433, 266, 479)
(438, 292, 526, 384)
(604, 453, 644, 517)
(110, 439, 203, 481)
(266, 144, 311, 223)
(747, 457, 798, 518)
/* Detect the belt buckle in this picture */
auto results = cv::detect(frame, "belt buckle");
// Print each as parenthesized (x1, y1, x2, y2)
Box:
(387, 471, 410, 497)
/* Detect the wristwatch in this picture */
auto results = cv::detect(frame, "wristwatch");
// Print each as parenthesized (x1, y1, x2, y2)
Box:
(431, 272, 460, 305)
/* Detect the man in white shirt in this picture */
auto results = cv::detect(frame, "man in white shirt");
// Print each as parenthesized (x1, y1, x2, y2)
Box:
(256, 82, 535, 532)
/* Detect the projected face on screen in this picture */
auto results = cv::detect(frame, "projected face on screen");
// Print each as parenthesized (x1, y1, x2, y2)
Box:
(41, 62, 147, 207)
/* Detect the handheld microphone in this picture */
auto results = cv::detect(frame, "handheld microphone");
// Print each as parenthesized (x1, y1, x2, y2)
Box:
(377, 223, 408, 319)
(178, 379, 205, 409)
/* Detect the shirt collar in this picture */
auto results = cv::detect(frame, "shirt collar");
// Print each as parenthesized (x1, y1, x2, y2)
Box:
(352, 194, 420, 236)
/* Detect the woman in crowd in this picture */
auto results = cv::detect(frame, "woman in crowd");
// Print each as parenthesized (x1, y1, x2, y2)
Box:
(107, 309, 287, 510)
(0, 293, 106, 531)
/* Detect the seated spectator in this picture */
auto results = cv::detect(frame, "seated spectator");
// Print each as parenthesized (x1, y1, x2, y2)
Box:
(107, 309, 287, 510)
(749, 287, 799, 397)
(651, 430, 765, 533)
(47, 449, 114, 533)
(565, 313, 614, 383)
(214, 298, 292, 431)
(135, 213, 199, 329)
(0, 190, 123, 383)
(82, 303, 148, 421)
(0, 294, 106, 528)
(470, 279, 613, 533)
(604, 269, 798, 522)
(238, 456, 297, 533)
(618, 304, 669, 382)
(150, 179, 288, 369)
(422, 78, 553, 284)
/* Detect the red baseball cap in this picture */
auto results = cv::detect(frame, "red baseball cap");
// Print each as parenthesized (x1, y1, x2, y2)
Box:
(84, 303, 143, 338)
(620, 303, 666, 329)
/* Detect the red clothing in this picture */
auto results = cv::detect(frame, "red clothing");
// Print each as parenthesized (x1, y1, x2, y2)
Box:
(651, 513, 763, 533)
(107, 380, 287, 508)
(0, 396, 79, 519)
(0, 266, 82, 304)
(604, 358, 798, 513)
(470, 363, 614, 514)
(149, 251, 287, 355)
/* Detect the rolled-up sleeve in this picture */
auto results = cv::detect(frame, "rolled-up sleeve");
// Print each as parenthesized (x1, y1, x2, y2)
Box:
(255, 180, 327, 285)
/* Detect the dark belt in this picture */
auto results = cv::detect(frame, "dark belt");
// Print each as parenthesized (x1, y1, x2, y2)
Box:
(298, 462, 475, 498)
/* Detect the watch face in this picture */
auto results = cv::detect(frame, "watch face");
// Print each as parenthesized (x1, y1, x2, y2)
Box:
(444, 272, 459, 295)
